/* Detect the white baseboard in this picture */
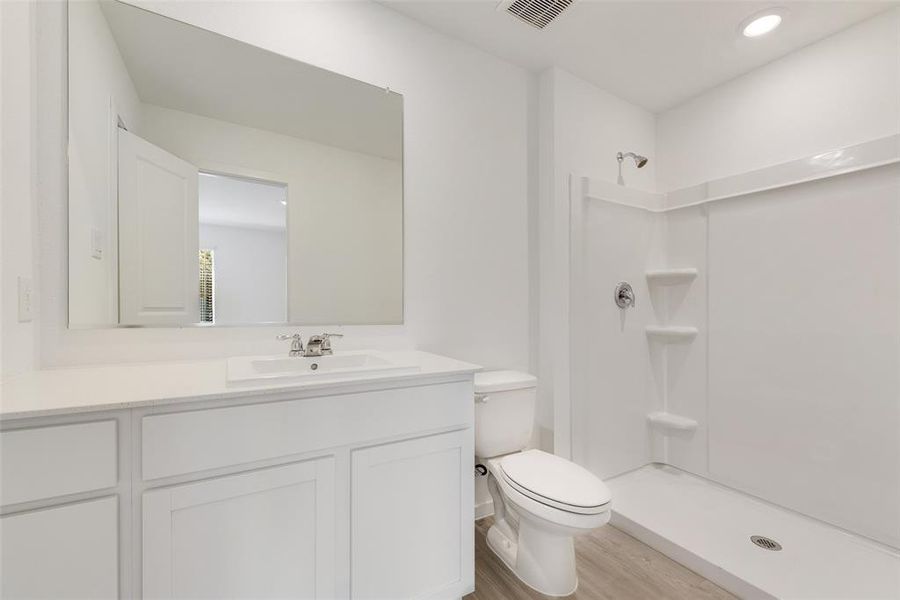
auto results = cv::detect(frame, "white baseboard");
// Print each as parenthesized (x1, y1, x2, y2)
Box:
(475, 498, 494, 520)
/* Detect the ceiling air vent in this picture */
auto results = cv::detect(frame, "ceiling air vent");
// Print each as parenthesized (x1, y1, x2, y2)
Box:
(500, 0, 575, 30)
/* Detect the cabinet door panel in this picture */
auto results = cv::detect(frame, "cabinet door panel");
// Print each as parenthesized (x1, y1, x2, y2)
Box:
(143, 458, 335, 599)
(0, 496, 118, 599)
(352, 430, 473, 599)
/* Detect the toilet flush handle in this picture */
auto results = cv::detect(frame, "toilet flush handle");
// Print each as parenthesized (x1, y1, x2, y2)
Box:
(475, 394, 490, 404)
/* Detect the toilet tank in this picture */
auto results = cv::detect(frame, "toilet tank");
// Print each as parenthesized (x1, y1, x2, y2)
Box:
(473, 371, 538, 458)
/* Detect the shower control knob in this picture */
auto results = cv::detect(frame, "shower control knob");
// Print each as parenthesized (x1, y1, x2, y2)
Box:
(614, 282, 635, 309)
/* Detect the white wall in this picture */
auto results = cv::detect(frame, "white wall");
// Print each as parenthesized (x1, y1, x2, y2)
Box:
(544, 68, 656, 193)
(67, 0, 143, 326)
(1, 0, 39, 378)
(199, 224, 287, 325)
(538, 66, 656, 454)
(34, 0, 533, 372)
(657, 8, 900, 191)
(142, 104, 402, 326)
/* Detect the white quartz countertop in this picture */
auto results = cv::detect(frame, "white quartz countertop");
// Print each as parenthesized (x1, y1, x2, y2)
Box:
(0, 351, 481, 420)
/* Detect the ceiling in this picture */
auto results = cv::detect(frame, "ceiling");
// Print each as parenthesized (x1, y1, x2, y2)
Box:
(380, 0, 896, 112)
(199, 173, 287, 230)
(101, 1, 403, 160)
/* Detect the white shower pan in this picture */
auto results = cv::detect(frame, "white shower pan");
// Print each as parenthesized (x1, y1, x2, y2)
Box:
(607, 464, 900, 600)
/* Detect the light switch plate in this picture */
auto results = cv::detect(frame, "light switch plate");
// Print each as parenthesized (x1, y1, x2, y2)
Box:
(17, 276, 34, 322)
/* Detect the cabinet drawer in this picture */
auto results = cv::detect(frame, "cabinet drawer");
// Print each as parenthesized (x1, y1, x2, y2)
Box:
(0, 420, 118, 506)
(142, 380, 472, 480)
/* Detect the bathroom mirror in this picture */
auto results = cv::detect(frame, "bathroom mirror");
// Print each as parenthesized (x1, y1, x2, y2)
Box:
(67, 0, 403, 327)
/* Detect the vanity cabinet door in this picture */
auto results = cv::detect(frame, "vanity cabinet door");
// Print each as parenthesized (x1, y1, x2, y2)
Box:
(142, 457, 335, 599)
(351, 429, 474, 600)
(0, 496, 119, 599)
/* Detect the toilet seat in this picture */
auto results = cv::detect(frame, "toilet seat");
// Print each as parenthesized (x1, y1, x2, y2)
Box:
(497, 450, 611, 515)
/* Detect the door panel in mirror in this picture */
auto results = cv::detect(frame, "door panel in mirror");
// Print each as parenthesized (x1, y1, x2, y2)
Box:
(117, 129, 199, 326)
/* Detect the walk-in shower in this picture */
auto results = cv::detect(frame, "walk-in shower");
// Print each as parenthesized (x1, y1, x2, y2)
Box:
(567, 135, 900, 598)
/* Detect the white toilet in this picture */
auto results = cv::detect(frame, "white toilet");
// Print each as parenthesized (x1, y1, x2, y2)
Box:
(474, 371, 611, 597)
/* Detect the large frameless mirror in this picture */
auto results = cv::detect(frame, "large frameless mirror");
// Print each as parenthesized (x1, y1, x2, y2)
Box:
(67, 0, 403, 327)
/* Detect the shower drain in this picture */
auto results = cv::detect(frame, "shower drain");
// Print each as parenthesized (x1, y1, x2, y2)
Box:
(750, 535, 783, 551)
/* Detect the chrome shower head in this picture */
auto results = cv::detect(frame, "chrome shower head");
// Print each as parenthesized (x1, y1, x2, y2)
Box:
(616, 151, 648, 185)
(617, 151, 648, 168)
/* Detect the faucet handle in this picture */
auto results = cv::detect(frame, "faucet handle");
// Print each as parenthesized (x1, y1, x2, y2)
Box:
(276, 333, 304, 354)
(319, 332, 343, 353)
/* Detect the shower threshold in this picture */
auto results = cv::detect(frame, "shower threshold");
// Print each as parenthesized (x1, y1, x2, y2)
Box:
(606, 464, 900, 600)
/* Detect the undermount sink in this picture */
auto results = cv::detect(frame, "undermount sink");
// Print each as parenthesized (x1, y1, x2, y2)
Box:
(227, 350, 419, 383)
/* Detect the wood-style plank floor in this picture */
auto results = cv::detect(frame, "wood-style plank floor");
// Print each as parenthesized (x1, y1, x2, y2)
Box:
(464, 517, 737, 600)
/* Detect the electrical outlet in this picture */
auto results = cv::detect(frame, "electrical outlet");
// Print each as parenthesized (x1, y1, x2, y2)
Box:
(17, 276, 34, 322)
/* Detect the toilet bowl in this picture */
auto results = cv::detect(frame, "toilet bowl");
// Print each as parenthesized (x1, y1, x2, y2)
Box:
(474, 371, 611, 596)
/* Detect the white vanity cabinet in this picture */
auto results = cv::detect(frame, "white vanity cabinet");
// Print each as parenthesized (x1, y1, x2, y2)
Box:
(0, 368, 475, 600)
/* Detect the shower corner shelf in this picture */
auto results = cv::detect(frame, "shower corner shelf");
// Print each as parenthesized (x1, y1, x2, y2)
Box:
(647, 412, 698, 432)
(645, 267, 698, 285)
(645, 325, 698, 342)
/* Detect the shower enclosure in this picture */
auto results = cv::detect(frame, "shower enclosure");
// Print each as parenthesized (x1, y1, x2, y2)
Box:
(564, 137, 900, 599)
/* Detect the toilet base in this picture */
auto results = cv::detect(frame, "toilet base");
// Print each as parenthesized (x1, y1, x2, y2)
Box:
(482, 455, 610, 597)
(485, 523, 518, 571)
(486, 519, 579, 597)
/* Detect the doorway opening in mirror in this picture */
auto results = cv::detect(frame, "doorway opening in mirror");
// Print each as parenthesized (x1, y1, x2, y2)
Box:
(198, 172, 289, 326)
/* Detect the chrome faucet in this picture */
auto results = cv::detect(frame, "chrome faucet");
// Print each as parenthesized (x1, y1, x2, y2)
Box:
(305, 333, 343, 357)
(276, 333, 305, 357)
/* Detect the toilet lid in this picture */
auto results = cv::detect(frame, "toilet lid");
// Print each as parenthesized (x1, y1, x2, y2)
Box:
(499, 450, 611, 511)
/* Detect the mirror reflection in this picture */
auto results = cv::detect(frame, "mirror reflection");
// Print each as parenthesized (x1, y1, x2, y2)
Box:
(68, 0, 403, 327)
(198, 173, 288, 325)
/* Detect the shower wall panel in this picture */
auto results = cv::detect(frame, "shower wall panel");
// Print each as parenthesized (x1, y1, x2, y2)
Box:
(706, 165, 900, 548)
(570, 199, 663, 479)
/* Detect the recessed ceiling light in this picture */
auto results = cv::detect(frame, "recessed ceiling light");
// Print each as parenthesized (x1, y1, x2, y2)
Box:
(740, 9, 786, 38)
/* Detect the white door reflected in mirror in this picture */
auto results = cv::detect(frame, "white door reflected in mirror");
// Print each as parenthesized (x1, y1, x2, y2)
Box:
(117, 129, 199, 326)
